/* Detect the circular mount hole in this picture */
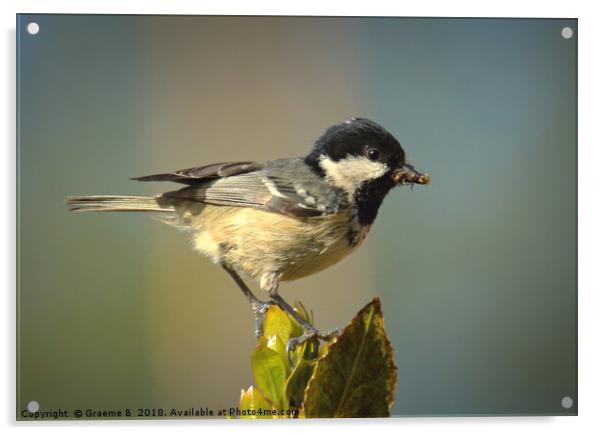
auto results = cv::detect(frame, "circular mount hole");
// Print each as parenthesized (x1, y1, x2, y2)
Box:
(561, 27, 573, 39)
(26, 22, 40, 35)
(27, 400, 40, 412)
(561, 396, 574, 409)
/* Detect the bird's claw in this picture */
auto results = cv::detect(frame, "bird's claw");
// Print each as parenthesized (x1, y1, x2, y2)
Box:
(285, 328, 317, 356)
(285, 326, 342, 364)
(318, 327, 342, 342)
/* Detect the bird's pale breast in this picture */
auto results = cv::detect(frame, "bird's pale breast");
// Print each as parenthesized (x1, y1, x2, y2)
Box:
(187, 204, 369, 282)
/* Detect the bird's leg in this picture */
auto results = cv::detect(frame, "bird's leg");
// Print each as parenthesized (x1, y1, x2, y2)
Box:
(221, 264, 274, 338)
(264, 279, 341, 355)
(269, 292, 317, 334)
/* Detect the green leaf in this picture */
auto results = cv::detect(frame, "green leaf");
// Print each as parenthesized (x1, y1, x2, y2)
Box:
(251, 339, 288, 409)
(265, 334, 290, 377)
(239, 386, 274, 419)
(265, 334, 286, 358)
(285, 341, 319, 408)
(292, 300, 313, 325)
(301, 298, 398, 417)
(263, 306, 303, 344)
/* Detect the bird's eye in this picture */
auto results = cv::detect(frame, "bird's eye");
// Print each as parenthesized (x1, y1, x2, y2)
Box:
(366, 147, 381, 161)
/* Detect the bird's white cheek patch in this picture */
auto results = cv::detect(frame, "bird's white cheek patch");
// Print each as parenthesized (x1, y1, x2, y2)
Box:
(318, 155, 388, 196)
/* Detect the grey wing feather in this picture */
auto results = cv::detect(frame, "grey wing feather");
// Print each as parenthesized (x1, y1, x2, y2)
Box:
(159, 158, 348, 218)
(131, 161, 263, 184)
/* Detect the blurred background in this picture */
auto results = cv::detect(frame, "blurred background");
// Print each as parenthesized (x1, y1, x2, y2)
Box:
(17, 15, 576, 417)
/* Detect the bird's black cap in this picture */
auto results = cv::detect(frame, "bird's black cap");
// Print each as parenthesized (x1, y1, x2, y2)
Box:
(305, 118, 405, 176)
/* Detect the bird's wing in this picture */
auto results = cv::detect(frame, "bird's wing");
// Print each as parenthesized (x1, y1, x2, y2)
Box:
(131, 161, 263, 184)
(137, 159, 348, 218)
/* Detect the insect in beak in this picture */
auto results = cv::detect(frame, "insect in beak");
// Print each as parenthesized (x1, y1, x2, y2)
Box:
(391, 164, 431, 186)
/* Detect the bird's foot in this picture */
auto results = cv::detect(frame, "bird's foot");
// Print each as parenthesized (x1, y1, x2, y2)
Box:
(251, 300, 277, 338)
(285, 326, 342, 357)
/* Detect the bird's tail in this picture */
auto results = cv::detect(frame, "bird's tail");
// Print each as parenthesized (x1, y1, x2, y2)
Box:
(66, 195, 173, 213)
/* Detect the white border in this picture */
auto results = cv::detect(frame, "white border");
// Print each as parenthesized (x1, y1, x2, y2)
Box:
(3, 1, 600, 434)
(2, 0, 588, 17)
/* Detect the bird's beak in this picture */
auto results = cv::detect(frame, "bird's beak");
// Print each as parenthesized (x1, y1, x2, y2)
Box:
(391, 164, 431, 185)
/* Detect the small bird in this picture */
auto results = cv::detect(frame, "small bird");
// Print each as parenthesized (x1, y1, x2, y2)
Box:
(66, 118, 430, 350)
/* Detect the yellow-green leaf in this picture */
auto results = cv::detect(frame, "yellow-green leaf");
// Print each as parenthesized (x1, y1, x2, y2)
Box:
(263, 306, 302, 344)
(251, 340, 288, 408)
(239, 386, 274, 419)
(265, 334, 290, 376)
(265, 334, 284, 354)
(301, 298, 397, 417)
(293, 301, 313, 325)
